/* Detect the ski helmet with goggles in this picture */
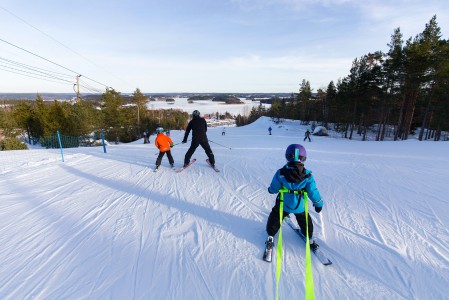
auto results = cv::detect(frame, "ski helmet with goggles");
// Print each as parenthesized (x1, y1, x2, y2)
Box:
(285, 144, 307, 162)
(192, 110, 200, 117)
(156, 127, 164, 133)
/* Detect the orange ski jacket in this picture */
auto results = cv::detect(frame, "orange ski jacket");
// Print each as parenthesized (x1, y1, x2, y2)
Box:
(155, 133, 174, 152)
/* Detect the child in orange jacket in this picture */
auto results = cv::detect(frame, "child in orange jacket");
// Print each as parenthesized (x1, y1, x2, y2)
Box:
(154, 127, 175, 171)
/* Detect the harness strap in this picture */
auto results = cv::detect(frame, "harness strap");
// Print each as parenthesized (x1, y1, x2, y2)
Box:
(275, 188, 288, 300)
(284, 189, 304, 194)
(281, 189, 304, 211)
(304, 192, 316, 300)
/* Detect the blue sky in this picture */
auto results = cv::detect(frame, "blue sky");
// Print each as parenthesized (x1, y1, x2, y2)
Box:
(1, 0, 448, 94)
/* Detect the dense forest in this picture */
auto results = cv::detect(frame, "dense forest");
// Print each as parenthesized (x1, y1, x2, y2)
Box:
(238, 16, 449, 141)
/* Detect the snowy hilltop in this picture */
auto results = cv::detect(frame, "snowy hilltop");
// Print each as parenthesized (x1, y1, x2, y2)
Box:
(1, 117, 448, 299)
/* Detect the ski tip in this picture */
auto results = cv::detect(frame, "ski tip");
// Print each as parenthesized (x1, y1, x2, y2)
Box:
(323, 259, 333, 266)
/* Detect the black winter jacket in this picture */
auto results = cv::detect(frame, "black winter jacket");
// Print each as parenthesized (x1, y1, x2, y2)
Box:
(183, 116, 208, 141)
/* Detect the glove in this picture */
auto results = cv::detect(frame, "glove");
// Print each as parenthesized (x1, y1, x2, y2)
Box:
(267, 187, 276, 194)
(315, 206, 322, 213)
(170, 143, 174, 148)
(182, 140, 187, 144)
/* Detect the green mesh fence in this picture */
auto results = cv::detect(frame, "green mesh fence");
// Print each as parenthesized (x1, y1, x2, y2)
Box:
(0, 131, 106, 174)
(39, 133, 98, 149)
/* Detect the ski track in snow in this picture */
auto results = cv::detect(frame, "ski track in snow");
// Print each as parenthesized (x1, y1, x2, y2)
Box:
(1, 118, 449, 299)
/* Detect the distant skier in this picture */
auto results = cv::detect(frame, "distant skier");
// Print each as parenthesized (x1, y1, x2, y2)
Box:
(265, 144, 323, 251)
(182, 110, 215, 168)
(222, 127, 226, 136)
(304, 129, 311, 142)
(154, 127, 175, 170)
(268, 126, 272, 135)
(143, 130, 150, 144)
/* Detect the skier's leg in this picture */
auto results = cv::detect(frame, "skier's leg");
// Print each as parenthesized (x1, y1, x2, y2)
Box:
(166, 150, 174, 165)
(199, 139, 215, 165)
(184, 139, 200, 165)
(295, 212, 313, 238)
(156, 151, 165, 167)
(266, 198, 289, 236)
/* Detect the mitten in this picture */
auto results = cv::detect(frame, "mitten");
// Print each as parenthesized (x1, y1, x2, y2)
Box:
(315, 206, 322, 213)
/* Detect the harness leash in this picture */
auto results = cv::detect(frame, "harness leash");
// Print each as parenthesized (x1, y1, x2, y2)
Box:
(275, 188, 315, 300)
(304, 192, 315, 300)
(275, 188, 287, 300)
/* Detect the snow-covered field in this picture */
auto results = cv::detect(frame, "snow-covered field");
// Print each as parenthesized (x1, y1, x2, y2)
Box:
(1, 117, 448, 300)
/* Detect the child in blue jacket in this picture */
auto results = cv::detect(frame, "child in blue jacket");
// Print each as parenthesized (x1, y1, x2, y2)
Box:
(265, 144, 323, 249)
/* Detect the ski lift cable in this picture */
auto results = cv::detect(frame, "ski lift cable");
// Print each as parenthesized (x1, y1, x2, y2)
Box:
(0, 66, 73, 86)
(0, 37, 110, 89)
(0, 6, 132, 88)
(0, 56, 73, 78)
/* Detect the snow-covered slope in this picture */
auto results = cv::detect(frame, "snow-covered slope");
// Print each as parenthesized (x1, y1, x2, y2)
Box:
(1, 117, 448, 299)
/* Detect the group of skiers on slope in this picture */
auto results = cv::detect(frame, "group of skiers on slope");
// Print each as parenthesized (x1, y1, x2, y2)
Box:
(156, 112, 324, 250)
(154, 109, 215, 171)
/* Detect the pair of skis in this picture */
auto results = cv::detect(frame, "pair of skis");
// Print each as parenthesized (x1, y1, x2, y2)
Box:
(175, 158, 219, 173)
(263, 216, 332, 266)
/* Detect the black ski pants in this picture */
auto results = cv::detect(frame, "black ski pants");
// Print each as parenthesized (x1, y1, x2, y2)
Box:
(156, 150, 174, 166)
(184, 138, 215, 165)
(266, 198, 313, 238)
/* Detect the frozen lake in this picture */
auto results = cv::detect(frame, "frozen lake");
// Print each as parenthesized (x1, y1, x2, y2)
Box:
(146, 97, 269, 116)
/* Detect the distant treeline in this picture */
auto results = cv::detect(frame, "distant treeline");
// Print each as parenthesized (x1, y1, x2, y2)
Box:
(0, 88, 189, 149)
(238, 15, 449, 141)
(187, 95, 243, 104)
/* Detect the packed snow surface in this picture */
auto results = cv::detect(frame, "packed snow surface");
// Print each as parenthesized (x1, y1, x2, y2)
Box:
(1, 117, 448, 299)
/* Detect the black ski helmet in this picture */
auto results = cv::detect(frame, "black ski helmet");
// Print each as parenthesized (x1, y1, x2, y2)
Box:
(192, 110, 200, 117)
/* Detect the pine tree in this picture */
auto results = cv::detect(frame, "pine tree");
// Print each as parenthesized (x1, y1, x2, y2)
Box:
(325, 81, 337, 128)
(13, 101, 34, 143)
(132, 88, 148, 137)
(102, 88, 124, 142)
(297, 79, 312, 123)
(32, 94, 48, 138)
(417, 15, 443, 141)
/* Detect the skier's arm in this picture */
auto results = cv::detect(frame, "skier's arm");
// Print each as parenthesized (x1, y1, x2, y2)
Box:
(305, 175, 323, 209)
(268, 171, 282, 194)
(183, 122, 192, 142)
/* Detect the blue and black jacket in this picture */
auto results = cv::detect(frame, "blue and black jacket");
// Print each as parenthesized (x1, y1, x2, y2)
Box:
(268, 162, 323, 214)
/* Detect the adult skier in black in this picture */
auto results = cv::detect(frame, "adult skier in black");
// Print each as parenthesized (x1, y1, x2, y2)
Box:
(182, 110, 216, 167)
